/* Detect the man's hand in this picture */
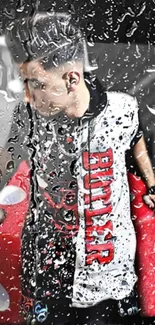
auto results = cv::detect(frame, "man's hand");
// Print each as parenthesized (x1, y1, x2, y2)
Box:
(0, 208, 6, 223)
(143, 194, 155, 209)
(133, 137, 155, 190)
(133, 136, 155, 209)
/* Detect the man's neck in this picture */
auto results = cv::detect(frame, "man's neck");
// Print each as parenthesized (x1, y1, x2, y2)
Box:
(66, 82, 90, 118)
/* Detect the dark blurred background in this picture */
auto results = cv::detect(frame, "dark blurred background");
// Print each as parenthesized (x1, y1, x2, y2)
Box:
(0, 0, 154, 44)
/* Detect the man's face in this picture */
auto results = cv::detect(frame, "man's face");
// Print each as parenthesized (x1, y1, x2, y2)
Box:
(20, 60, 72, 117)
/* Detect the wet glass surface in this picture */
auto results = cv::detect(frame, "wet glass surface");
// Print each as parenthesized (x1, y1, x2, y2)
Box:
(0, 1, 155, 324)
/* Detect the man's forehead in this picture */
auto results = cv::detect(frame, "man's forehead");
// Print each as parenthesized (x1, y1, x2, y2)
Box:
(19, 60, 45, 76)
(19, 59, 77, 82)
(19, 60, 64, 79)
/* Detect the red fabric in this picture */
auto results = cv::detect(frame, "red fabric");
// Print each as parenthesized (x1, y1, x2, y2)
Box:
(128, 172, 155, 316)
(0, 161, 30, 324)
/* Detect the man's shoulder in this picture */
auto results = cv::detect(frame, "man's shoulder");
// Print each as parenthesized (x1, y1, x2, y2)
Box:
(103, 91, 138, 118)
(106, 91, 136, 106)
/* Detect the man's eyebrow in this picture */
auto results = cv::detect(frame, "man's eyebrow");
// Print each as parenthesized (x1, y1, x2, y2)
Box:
(23, 77, 44, 84)
(19, 71, 45, 84)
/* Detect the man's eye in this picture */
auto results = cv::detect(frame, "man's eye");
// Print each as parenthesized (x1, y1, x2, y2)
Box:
(28, 79, 45, 89)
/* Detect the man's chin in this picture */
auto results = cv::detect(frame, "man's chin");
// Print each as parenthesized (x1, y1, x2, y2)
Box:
(49, 108, 62, 116)
(31, 104, 62, 117)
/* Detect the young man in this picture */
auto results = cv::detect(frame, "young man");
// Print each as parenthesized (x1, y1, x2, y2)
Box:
(2, 12, 155, 325)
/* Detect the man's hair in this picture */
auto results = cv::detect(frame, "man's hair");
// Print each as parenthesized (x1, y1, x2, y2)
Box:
(5, 12, 85, 70)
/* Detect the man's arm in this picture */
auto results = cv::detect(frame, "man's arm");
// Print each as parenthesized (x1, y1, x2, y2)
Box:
(133, 135, 155, 208)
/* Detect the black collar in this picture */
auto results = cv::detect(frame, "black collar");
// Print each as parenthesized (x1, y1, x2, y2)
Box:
(78, 72, 107, 125)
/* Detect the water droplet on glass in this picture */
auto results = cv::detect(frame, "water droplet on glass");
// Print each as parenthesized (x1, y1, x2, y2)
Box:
(137, 2, 146, 17)
(117, 10, 135, 23)
(103, 32, 110, 40)
(3, 8, 15, 19)
(87, 23, 94, 32)
(106, 18, 113, 26)
(134, 45, 141, 59)
(147, 105, 155, 115)
(98, 34, 104, 41)
(87, 10, 95, 18)
(126, 22, 138, 38)
(87, 34, 95, 47)
(16, 6, 25, 12)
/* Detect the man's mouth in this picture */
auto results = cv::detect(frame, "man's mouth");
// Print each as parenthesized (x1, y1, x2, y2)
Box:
(49, 106, 62, 116)
(31, 102, 63, 117)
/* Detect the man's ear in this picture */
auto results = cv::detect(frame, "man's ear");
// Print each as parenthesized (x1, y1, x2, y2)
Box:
(65, 71, 80, 92)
